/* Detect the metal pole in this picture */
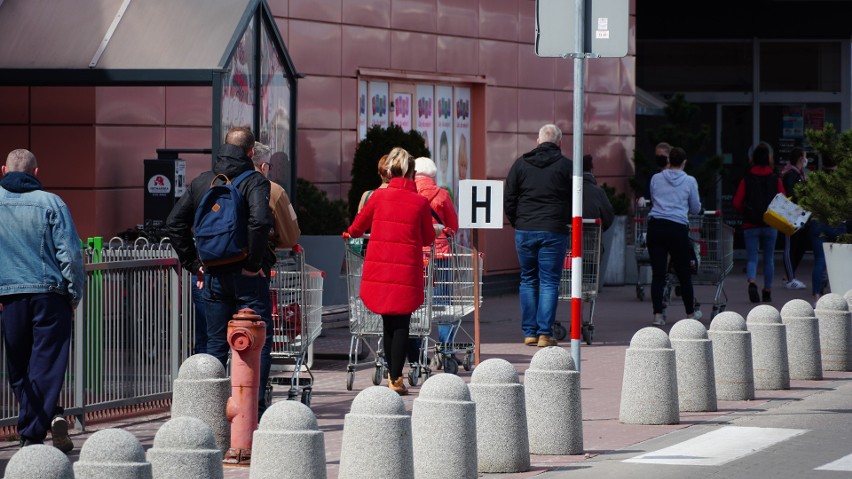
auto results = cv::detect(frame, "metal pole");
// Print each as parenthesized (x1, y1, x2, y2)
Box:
(473, 229, 481, 365)
(570, 0, 586, 371)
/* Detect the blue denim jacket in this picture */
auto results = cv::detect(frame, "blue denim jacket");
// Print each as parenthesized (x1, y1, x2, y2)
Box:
(0, 172, 85, 307)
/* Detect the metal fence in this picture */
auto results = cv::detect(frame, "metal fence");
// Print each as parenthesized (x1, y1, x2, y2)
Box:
(1, 238, 197, 435)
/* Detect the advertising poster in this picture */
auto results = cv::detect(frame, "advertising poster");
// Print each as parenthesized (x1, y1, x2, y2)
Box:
(453, 86, 472, 247)
(358, 80, 368, 140)
(435, 85, 455, 195)
(368, 81, 389, 129)
(393, 93, 412, 132)
(415, 84, 435, 157)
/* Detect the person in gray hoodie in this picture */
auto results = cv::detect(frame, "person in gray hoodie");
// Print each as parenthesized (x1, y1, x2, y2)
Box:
(647, 147, 702, 326)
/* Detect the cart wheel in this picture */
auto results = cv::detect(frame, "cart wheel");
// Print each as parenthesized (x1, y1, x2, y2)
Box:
(423, 366, 432, 381)
(264, 383, 272, 406)
(463, 354, 473, 371)
(711, 306, 719, 318)
(300, 388, 312, 407)
(287, 387, 298, 400)
(718, 304, 726, 313)
(372, 366, 383, 386)
(582, 323, 592, 345)
(444, 356, 459, 375)
(553, 322, 567, 341)
(430, 353, 443, 371)
(346, 370, 355, 391)
(408, 365, 421, 387)
(636, 285, 645, 301)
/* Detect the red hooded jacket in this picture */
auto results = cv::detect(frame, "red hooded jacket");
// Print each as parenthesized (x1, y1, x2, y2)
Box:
(733, 165, 786, 229)
(415, 176, 459, 256)
(348, 177, 436, 315)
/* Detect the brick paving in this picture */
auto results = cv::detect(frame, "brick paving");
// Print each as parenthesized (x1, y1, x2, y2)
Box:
(1, 257, 847, 478)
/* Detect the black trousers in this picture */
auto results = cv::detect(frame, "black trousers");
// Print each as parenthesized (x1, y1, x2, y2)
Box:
(1, 293, 71, 441)
(784, 221, 811, 281)
(382, 314, 411, 381)
(647, 218, 696, 316)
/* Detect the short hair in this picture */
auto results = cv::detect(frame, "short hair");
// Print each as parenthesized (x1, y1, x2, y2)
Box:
(668, 147, 687, 167)
(5, 149, 37, 173)
(538, 124, 562, 144)
(582, 154, 593, 172)
(377, 154, 391, 183)
(252, 142, 272, 167)
(655, 142, 672, 156)
(751, 142, 773, 166)
(788, 147, 804, 165)
(225, 127, 255, 154)
(386, 147, 415, 179)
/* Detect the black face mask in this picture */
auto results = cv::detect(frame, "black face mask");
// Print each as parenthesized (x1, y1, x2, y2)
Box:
(655, 155, 669, 168)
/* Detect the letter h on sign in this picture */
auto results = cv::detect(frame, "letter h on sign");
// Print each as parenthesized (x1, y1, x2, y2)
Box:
(459, 180, 503, 229)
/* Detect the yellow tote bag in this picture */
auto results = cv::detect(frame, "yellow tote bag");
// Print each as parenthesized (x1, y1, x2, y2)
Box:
(763, 193, 811, 236)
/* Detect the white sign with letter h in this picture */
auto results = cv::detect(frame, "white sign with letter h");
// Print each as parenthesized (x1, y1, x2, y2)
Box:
(458, 179, 503, 229)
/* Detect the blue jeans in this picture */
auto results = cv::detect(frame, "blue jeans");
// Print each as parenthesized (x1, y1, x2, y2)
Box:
(203, 271, 273, 415)
(743, 226, 778, 289)
(192, 282, 208, 355)
(515, 230, 569, 338)
(810, 221, 848, 296)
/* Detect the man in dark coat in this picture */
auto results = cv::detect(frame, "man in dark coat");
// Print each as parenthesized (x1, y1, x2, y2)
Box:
(164, 127, 274, 417)
(504, 124, 573, 348)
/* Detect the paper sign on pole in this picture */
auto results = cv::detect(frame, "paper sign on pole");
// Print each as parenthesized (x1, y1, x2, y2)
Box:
(458, 180, 504, 229)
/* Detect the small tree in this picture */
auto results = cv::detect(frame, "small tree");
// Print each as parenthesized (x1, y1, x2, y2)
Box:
(348, 125, 430, 219)
(296, 178, 350, 235)
(796, 124, 852, 242)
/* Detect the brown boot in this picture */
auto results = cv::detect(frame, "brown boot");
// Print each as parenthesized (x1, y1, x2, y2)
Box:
(387, 373, 409, 395)
(537, 335, 558, 347)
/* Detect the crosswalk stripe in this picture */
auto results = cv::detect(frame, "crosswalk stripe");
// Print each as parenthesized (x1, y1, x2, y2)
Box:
(816, 453, 852, 471)
(623, 426, 809, 466)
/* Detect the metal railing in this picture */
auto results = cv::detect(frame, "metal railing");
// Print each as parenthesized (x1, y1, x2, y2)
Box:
(1, 238, 196, 434)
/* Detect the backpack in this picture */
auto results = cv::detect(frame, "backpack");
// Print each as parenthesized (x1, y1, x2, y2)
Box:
(193, 170, 257, 267)
(743, 173, 778, 226)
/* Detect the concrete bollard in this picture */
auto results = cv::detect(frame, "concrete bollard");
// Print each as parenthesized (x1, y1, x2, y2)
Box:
(412, 373, 477, 478)
(468, 358, 530, 473)
(251, 400, 327, 479)
(619, 327, 679, 425)
(172, 353, 231, 452)
(780, 299, 823, 380)
(524, 347, 583, 454)
(844, 289, 852, 313)
(669, 319, 717, 412)
(746, 305, 790, 390)
(147, 416, 224, 479)
(709, 312, 755, 401)
(3, 444, 74, 479)
(74, 428, 152, 479)
(815, 293, 852, 371)
(338, 386, 413, 479)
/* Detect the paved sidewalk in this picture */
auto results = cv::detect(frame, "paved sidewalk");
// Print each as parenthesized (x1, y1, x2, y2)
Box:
(0, 257, 841, 478)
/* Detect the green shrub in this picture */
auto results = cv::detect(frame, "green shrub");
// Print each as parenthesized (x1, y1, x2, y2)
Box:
(348, 124, 430, 219)
(797, 123, 852, 242)
(601, 182, 630, 215)
(296, 178, 350, 235)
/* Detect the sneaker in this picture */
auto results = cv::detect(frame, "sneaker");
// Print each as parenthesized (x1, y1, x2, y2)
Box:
(537, 335, 558, 347)
(387, 374, 409, 395)
(50, 415, 73, 453)
(762, 289, 772, 303)
(687, 310, 703, 321)
(786, 278, 807, 290)
(748, 283, 760, 303)
(652, 314, 666, 326)
(524, 337, 538, 346)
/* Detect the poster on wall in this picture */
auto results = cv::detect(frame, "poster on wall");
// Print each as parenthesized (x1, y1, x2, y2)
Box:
(454, 86, 472, 247)
(221, 18, 256, 141)
(435, 85, 455, 196)
(415, 84, 434, 157)
(368, 81, 389, 129)
(393, 93, 412, 132)
(259, 23, 292, 194)
(358, 80, 368, 140)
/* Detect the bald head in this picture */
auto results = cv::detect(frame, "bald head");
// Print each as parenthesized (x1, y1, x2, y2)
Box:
(225, 127, 255, 155)
(5, 149, 38, 174)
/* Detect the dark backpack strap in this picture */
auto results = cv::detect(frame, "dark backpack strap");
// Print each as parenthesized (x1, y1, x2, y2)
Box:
(430, 208, 443, 225)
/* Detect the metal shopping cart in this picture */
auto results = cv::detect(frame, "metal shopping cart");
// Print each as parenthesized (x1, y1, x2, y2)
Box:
(555, 219, 602, 345)
(343, 237, 433, 391)
(268, 247, 324, 407)
(661, 211, 734, 320)
(429, 238, 484, 375)
(633, 204, 652, 301)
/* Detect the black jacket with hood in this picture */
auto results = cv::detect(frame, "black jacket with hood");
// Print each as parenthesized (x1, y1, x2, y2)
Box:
(503, 142, 573, 234)
(582, 172, 615, 232)
(165, 144, 273, 276)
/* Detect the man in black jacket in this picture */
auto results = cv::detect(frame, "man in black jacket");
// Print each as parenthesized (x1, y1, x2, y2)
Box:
(504, 124, 572, 347)
(165, 126, 274, 417)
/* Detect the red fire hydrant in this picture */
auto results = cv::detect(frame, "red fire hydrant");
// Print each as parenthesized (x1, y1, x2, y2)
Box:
(223, 308, 266, 465)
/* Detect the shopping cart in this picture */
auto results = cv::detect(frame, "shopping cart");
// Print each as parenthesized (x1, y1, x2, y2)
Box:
(343, 236, 433, 391)
(555, 219, 602, 345)
(268, 247, 324, 407)
(661, 211, 734, 320)
(429, 238, 484, 375)
(633, 204, 652, 301)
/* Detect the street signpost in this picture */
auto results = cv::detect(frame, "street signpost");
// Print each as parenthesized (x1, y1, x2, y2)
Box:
(535, 0, 628, 371)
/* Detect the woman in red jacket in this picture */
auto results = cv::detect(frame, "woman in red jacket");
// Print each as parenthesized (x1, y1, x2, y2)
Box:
(347, 147, 436, 394)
